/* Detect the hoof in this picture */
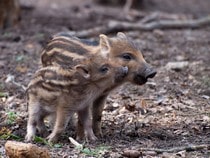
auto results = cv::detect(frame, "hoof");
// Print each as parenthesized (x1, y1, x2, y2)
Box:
(25, 134, 34, 142)
(46, 134, 58, 143)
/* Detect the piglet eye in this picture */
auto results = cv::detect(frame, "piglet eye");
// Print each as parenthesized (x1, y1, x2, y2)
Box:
(99, 65, 109, 73)
(122, 53, 133, 61)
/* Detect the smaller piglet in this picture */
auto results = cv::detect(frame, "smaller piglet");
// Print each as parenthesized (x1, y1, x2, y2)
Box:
(25, 53, 128, 143)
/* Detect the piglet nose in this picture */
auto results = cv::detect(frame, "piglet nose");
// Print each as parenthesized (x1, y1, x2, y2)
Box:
(145, 68, 157, 79)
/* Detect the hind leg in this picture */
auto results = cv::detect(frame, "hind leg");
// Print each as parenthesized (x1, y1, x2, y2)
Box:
(36, 113, 48, 137)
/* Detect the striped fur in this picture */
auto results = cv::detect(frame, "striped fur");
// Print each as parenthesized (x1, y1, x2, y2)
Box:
(38, 32, 156, 141)
(27, 66, 79, 91)
(41, 35, 100, 67)
(26, 51, 128, 142)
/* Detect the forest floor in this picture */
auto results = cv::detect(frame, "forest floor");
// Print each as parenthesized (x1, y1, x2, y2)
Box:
(0, 0, 210, 157)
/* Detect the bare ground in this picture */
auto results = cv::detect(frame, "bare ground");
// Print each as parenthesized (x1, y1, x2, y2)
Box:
(0, 0, 210, 157)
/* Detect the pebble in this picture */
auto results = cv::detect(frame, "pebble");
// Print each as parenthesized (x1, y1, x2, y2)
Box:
(165, 61, 189, 71)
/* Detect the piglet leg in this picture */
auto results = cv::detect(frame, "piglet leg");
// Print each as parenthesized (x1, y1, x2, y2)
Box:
(77, 106, 97, 141)
(92, 94, 108, 137)
(47, 107, 71, 143)
(25, 100, 43, 142)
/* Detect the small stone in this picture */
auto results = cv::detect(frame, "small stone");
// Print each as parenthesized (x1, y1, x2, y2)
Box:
(175, 55, 186, 61)
(142, 151, 157, 156)
(113, 102, 119, 108)
(201, 95, 210, 99)
(165, 61, 189, 71)
(153, 29, 164, 37)
(176, 150, 186, 157)
(146, 81, 156, 89)
(203, 115, 210, 122)
(122, 149, 141, 158)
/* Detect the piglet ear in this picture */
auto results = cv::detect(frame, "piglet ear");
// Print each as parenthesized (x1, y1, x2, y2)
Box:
(117, 32, 127, 39)
(99, 34, 110, 58)
(75, 65, 90, 79)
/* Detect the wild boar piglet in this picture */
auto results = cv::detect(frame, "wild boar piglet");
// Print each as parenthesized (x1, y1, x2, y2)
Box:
(41, 32, 156, 138)
(25, 54, 128, 142)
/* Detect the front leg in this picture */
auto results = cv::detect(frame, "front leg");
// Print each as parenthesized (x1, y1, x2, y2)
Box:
(76, 94, 108, 139)
(47, 108, 72, 143)
(25, 100, 43, 142)
(77, 106, 97, 141)
(92, 94, 108, 137)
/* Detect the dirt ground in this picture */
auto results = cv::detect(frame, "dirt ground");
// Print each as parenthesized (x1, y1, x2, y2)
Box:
(0, 0, 210, 157)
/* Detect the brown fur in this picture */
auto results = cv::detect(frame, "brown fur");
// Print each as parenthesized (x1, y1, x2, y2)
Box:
(41, 32, 156, 139)
(25, 54, 127, 142)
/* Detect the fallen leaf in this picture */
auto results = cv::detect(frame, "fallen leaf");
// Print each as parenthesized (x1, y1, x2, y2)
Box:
(140, 99, 147, 109)
(15, 65, 28, 73)
(125, 103, 136, 112)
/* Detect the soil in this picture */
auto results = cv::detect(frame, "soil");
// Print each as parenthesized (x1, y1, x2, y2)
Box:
(0, 0, 210, 157)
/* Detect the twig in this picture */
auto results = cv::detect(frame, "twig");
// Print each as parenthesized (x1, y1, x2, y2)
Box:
(108, 15, 210, 31)
(67, 26, 107, 38)
(123, 144, 210, 157)
(68, 15, 210, 38)
(139, 12, 160, 24)
(177, 111, 210, 117)
(139, 144, 210, 153)
(139, 12, 188, 24)
(123, 0, 133, 14)
(69, 137, 83, 149)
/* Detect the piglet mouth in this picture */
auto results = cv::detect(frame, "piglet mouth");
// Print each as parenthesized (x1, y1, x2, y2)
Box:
(134, 74, 148, 85)
(134, 68, 157, 85)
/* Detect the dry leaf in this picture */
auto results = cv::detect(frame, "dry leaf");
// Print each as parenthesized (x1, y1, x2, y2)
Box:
(125, 103, 136, 112)
(15, 65, 28, 73)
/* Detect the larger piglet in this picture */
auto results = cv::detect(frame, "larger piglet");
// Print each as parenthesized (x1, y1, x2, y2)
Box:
(41, 32, 156, 139)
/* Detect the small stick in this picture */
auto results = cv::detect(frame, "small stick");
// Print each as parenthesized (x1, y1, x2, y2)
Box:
(68, 15, 210, 38)
(138, 144, 210, 153)
(123, 144, 210, 157)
